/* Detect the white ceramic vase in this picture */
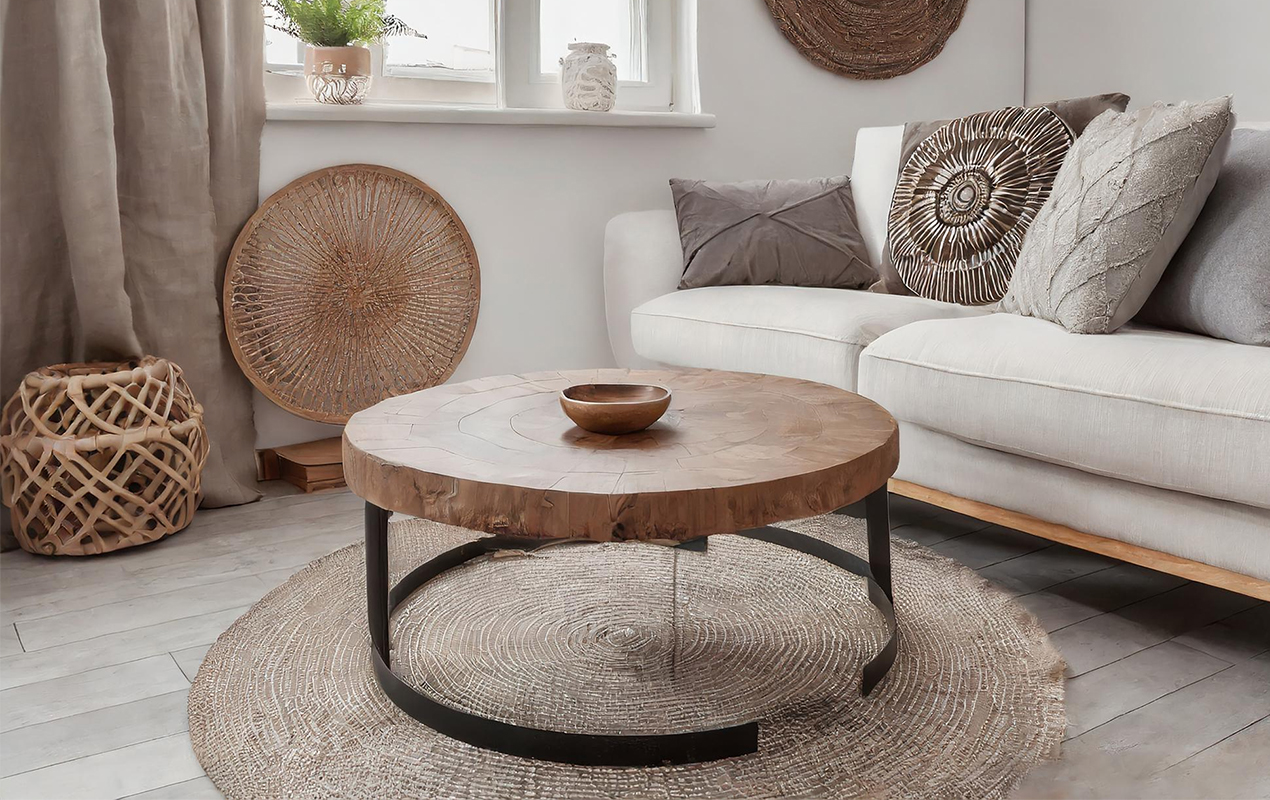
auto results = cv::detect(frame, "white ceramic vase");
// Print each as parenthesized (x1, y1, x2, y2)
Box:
(560, 42, 616, 112)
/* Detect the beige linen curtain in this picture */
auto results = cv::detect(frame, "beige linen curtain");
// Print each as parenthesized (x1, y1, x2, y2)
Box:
(1, 0, 265, 507)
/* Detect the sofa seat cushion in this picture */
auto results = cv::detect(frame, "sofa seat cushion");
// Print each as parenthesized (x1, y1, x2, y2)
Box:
(858, 313, 1270, 510)
(631, 286, 989, 391)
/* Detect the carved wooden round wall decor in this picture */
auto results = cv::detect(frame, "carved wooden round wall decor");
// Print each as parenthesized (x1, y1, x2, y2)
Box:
(224, 165, 480, 424)
(888, 106, 1073, 304)
(763, 0, 970, 80)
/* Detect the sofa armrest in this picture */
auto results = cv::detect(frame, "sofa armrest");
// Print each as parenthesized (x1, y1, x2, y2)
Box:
(604, 210, 683, 367)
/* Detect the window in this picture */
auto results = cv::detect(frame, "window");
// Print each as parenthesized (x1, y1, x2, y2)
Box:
(537, 0, 646, 82)
(264, 1, 496, 105)
(263, 0, 688, 113)
(381, 0, 494, 82)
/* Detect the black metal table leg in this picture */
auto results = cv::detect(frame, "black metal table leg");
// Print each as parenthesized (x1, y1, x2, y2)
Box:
(363, 489, 899, 764)
(865, 487, 893, 602)
(734, 516, 898, 696)
(365, 503, 390, 667)
(363, 504, 757, 766)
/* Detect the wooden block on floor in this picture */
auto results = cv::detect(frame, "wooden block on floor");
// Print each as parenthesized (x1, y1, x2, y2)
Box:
(257, 437, 346, 493)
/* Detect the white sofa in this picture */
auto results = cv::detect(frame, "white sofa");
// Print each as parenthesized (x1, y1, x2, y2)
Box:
(604, 124, 1270, 594)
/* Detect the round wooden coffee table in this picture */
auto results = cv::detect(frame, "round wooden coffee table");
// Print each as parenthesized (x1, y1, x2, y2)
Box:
(344, 368, 900, 767)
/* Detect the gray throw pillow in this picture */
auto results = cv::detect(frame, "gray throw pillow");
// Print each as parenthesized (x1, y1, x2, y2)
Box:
(1135, 128, 1270, 346)
(670, 176, 874, 290)
(873, 93, 1130, 296)
(1000, 97, 1235, 333)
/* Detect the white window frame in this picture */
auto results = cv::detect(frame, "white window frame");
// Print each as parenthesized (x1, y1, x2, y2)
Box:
(263, 0, 687, 113)
(511, 0, 673, 112)
(263, 0, 498, 105)
(532, 0, 649, 83)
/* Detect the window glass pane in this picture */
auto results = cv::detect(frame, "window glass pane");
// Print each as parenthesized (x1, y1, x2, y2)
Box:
(384, 0, 493, 76)
(263, 13, 302, 66)
(539, 0, 642, 81)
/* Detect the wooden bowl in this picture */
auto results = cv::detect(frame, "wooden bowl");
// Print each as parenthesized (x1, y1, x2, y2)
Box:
(559, 383, 671, 435)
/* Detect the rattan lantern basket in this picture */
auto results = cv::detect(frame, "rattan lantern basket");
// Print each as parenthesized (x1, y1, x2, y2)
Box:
(0, 357, 209, 556)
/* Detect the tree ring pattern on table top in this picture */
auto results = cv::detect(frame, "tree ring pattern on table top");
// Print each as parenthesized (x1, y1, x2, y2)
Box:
(344, 369, 899, 541)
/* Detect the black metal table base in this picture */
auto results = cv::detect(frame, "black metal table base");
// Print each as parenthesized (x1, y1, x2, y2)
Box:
(364, 488, 897, 767)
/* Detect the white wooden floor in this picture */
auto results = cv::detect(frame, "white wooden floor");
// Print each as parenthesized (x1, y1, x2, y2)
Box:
(0, 489, 1265, 799)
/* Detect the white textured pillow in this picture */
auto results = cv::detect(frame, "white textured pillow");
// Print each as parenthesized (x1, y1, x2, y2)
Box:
(1001, 97, 1234, 333)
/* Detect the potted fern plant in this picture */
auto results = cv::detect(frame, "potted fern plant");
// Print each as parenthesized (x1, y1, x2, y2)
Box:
(265, 0, 421, 105)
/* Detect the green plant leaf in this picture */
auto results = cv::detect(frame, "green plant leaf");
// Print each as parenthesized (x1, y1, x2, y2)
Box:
(266, 0, 420, 47)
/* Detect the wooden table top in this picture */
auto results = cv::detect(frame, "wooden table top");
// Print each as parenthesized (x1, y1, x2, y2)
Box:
(343, 369, 898, 541)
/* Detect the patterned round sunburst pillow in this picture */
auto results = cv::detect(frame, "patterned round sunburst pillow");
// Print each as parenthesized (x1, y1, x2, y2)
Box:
(888, 106, 1074, 305)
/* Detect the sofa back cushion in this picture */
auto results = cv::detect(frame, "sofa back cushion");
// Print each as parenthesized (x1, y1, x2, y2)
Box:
(670, 176, 875, 290)
(1001, 96, 1235, 333)
(850, 125, 905, 272)
(1135, 125, 1270, 346)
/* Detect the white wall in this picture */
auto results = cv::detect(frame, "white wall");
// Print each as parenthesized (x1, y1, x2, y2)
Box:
(1025, 0, 1270, 118)
(255, 0, 1025, 447)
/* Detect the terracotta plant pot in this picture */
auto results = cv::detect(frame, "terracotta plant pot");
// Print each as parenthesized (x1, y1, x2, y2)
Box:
(304, 45, 372, 105)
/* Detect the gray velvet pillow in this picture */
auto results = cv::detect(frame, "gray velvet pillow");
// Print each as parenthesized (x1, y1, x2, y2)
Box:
(670, 176, 874, 290)
(873, 93, 1130, 296)
(1001, 97, 1235, 333)
(1135, 128, 1270, 346)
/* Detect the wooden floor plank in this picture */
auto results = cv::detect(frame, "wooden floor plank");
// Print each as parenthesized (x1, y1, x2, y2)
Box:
(0, 733, 204, 800)
(1149, 717, 1270, 798)
(0, 607, 245, 691)
(257, 565, 309, 591)
(1048, 612, 1173, 677)
(1172, 603, 1270, 664)
(886, 494, 944, 527)
(929, 525, 1052, 569)
(121, 775, 221, 800)
(977, 544, 1119, 596)
(1117, 582, 1262, 638)
(0, 690, 189, 778)
(2, 522, 356, 628)
(1016, 653, 1270, 798)
(1, 562, 132, 620)
(124, 521, 359, 587)
(171, 645, 211, 683)
(0, 491, 360, 602)
(0, 655, 188, 733)
(15, 576, 269, 652)
(890, 510, 993, 547)
(1013, 565, 1190, 638)
(1, 623, 21, 657)
(1063, 641, 1230, 737)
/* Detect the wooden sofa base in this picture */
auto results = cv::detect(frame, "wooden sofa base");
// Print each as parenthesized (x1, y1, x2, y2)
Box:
(889, 479, 1270, 602)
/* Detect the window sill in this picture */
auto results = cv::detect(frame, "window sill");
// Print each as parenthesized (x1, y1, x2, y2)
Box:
(265, 101, 715, 128)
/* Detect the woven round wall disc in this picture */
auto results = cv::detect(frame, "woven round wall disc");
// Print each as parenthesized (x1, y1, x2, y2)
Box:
(889, 106, 1073, 305)
(763, 0, 969, 80)
(224, 165, 480, 423)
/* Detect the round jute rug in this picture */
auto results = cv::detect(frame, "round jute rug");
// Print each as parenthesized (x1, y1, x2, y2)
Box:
(189, 514, 1065, 799)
